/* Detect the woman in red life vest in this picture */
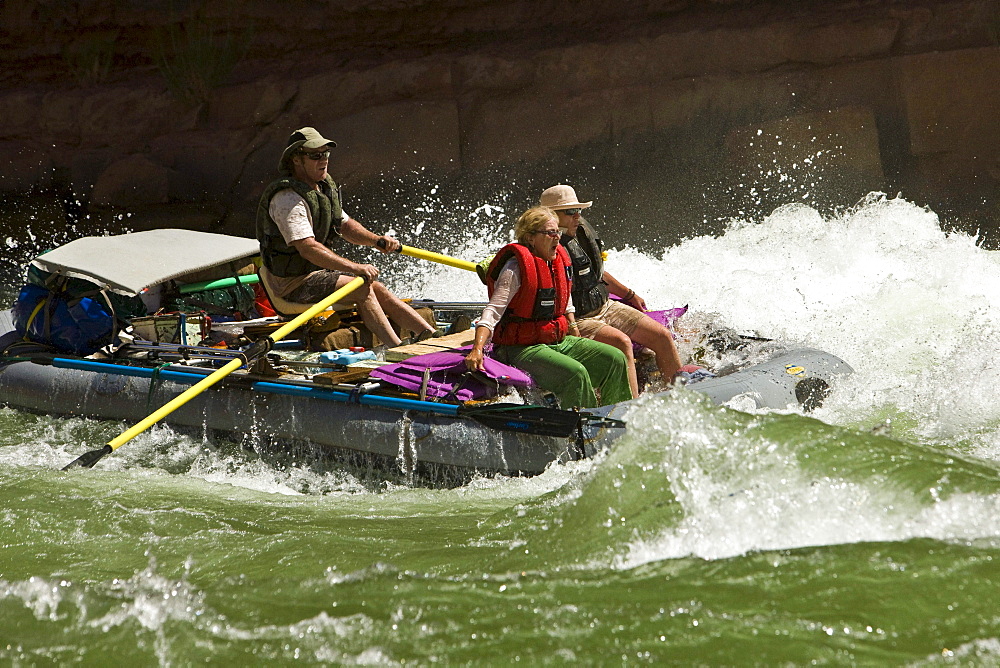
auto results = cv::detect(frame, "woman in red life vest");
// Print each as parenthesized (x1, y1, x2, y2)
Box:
(464, 207, 632, 409)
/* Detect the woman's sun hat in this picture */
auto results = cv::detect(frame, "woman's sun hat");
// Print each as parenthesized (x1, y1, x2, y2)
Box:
(539, 184, 592, 210)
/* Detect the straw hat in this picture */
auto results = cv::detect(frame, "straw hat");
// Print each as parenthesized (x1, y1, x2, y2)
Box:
(279, 127, 337, 173)
(539, 184, 592, 210)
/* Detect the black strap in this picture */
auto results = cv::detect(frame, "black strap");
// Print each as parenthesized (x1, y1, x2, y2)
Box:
(95, 288, 118, 348)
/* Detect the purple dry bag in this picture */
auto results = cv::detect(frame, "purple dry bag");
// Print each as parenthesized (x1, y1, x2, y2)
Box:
(370, 348, 533, 402)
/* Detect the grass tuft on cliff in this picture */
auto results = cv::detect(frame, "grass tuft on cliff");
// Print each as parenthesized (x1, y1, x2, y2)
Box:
(63, 31, 119, 86)
(153, 14, 251, 107)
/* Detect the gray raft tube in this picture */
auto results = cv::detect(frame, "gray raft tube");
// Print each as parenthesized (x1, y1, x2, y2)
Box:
(0, 310, 852, 476)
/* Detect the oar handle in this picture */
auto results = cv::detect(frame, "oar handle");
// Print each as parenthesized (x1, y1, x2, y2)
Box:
(376, 238, 477, 273)
(401, 246, 477, 272)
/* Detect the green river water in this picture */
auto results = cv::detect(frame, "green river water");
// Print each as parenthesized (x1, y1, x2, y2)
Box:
(3, 194, 1000, 664)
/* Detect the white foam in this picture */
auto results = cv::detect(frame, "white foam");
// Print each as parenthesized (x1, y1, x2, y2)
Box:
(597, 194, 1000, 446)
(608, 392, 1000, 566)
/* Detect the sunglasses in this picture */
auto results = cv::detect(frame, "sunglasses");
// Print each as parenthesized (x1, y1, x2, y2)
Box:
(301, 150, 330, 161)
(535, 229, 561, 238)
(559, 208, 582, 216)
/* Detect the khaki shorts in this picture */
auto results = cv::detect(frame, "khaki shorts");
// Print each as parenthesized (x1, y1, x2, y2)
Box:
(286, 269, 355, 303)
(576, 299, 646, 339)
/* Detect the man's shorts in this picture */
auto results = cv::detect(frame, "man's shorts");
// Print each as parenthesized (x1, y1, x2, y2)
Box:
(286, 269, 356, 303)
(575, 299, 647, 339)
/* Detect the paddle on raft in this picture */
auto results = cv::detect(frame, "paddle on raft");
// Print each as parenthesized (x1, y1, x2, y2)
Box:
(170, 244, 476, 295)
(61, 276, 367, 470)
(376, 239, 478, 273)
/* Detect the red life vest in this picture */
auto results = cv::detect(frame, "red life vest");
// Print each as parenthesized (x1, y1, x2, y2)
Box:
(486, 243, 572, 346)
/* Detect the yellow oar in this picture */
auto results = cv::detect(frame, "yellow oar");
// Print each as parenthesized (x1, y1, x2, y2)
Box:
(62, 277, 366, 470)
(399, 245, 477, 272)
(376, 239, 478, 272)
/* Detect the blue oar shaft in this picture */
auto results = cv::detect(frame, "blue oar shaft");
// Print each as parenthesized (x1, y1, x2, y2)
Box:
(251, 381, 461, 416)
(50, 358, 461, 417)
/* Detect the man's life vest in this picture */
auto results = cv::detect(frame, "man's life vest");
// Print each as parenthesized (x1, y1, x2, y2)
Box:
(255, 175, 344, 278)
(486, 243, 572, 346)
(561, 218, 609, 317)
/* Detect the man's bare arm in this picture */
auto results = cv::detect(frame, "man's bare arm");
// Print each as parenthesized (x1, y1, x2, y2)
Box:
(290, 237, 379, 282)
(340, 218, 401, 253)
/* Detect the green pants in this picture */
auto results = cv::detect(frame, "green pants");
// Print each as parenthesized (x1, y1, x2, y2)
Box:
(493, 336, 632, 409)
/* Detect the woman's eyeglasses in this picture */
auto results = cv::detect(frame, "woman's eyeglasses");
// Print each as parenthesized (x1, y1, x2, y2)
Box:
(559, 208, 582, 216)
(535, 229, 561, 238)
(301, 150, 330, 161)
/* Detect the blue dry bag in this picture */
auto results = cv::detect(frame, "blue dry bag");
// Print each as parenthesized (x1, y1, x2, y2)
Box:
(12, 284, 116, 356)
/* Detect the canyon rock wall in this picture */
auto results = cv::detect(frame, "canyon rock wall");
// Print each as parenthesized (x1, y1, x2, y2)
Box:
(1, 0, 998, 245)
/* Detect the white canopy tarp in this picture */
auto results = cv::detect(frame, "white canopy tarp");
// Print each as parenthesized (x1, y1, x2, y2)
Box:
(29, 229, 260, 296)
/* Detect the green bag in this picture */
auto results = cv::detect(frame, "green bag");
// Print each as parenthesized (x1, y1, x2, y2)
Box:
(163, 282, 256, 320)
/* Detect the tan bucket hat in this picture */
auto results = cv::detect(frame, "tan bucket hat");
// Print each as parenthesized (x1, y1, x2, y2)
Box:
(279, 127, 337, 173)
(539, 184, 592, 210)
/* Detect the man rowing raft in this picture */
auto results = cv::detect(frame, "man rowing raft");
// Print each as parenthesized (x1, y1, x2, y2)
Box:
(255, 127, 434, 347)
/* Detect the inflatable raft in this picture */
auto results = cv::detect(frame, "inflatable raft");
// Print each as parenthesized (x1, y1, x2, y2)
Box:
(0, 230, 853, 477)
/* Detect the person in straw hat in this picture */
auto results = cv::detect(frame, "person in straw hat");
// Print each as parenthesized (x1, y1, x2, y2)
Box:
(255, 127, 435, 347)
(540, 184, 683, 393)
